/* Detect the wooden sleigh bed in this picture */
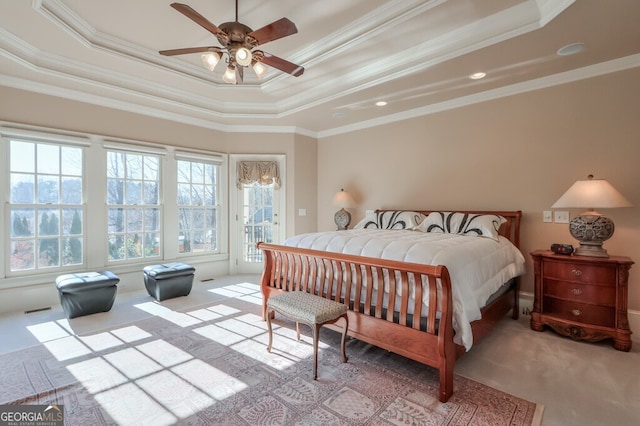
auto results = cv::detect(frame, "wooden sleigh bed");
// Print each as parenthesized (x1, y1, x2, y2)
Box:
(258, 209, 523, 402)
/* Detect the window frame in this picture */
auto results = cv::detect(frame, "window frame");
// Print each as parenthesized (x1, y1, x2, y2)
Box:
(105, 147, 163, 264)
(176, 152, 223, 257)
(3, 129, 89, 277)
(0, 125, 231, 286)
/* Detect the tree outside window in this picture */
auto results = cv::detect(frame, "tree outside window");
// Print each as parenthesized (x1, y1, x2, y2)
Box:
(106, 151, 161, 261)
(9, 140, 84, 271)
(177, 159, 219, 254)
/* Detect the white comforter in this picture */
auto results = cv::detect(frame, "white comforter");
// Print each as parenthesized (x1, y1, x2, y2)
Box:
(283, 229, 526, 350)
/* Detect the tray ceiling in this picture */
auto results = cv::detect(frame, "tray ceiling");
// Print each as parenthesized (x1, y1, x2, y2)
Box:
(1, 0, 639, 137)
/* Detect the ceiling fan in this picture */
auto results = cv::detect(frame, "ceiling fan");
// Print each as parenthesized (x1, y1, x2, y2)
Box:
(159, 1, 304, 84)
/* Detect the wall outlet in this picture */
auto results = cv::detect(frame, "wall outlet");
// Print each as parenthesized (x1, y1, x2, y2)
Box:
(554, 211, 570, 223)
(543, 211, 552, 223)
(298, 208, 306, 216)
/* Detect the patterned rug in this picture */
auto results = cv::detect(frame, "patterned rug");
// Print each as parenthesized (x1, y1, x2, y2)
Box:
(1, 289, 543, 425)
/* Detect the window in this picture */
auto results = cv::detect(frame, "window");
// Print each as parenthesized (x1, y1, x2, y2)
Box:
(8, 140, 84, 272)
(106, 151, 161, 261)
(177, 158, 220, 254)
(2, 125, 230, 284)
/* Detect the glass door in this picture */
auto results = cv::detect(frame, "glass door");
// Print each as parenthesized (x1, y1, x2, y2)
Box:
(240, 182, 278, 269)
(231, 156, 285, 274)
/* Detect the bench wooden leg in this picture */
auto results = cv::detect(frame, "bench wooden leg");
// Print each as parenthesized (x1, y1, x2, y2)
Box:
(266, 308, 274, 353)
(313, 323, 321, 380)
(339, 313, 349, 363)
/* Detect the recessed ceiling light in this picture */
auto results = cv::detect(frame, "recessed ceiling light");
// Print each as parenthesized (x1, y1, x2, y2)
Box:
(375, 101, 387, 107)
(469, 72, 486, 80)
(332, 112, 346, 119)
(557, 42, 585, 56)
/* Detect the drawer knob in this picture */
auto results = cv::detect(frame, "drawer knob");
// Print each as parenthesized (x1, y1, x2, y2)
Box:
(571, 269, 582, 277)
(571, 309, 582, 317)
(571, 288, 583, 296)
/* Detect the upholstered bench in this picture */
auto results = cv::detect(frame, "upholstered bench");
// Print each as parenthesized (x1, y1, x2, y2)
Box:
(143, 262, 195, 301)
(266, 291, 349, 380)
(55, 271, 120, 319)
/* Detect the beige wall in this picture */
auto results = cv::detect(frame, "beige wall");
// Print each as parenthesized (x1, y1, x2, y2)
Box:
(318, 67, 640, 311)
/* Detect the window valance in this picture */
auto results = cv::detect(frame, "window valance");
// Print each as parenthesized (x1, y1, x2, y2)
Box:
(236, 161, 280, 189)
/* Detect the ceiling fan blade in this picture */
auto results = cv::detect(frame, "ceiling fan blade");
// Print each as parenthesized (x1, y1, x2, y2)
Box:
(159, 46, 219, 56)
(259, 52, 304, 77)
(247, 18, 298, 46)
(170, 3, 222, 37)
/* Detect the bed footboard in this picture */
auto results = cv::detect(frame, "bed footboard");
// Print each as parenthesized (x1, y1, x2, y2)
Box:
(257, 242, 457, 402)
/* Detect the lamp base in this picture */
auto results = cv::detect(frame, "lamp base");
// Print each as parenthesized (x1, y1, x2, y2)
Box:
(334, 208, 351, 231)
(569, 213, 614, 258)
(574, 243, 609, 258)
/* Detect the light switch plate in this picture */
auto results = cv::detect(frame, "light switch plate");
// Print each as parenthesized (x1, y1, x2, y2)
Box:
(554, 211, 570, 223)
(543, 211, 552, 223)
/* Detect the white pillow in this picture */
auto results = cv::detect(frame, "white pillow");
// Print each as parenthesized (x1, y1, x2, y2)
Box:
(414, 211, 506, 241)
(353, 210, 426, 230)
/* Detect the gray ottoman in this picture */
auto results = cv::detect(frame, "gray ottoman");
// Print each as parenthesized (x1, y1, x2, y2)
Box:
(143, 262, 195, 301)
(55, 271, 119, 319)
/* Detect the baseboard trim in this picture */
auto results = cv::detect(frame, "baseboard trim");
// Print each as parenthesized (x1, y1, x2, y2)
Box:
(519, 292, 640, 343)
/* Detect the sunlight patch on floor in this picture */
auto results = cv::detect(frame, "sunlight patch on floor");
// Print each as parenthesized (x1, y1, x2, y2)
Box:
(171, 359, 248, 400)
(94, 382, 177, 426)
(136, 369, 216, 419)
(133, 302, 202, 327)
(77, 331, 124, 352)
(26, 321, 70, 343)
(136, 339, 193, 368)
(66, 357, 128, 393)
(104, 347, 164, 380)
(110, 325, 152, 343)
(43, 335, 92, 361)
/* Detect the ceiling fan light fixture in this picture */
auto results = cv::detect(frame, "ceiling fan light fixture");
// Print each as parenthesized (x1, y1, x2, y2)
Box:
(223, 65, 237, 84)
(252, 61, 268, 79)
(161, 3, 304, 84)
(201, 51, 221, 71)
(235, 47, 253, 66)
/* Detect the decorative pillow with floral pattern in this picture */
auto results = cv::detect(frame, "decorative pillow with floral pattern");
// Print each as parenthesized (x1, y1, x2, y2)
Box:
(353, 211, 426, 230)
(413, 211, 506, 241)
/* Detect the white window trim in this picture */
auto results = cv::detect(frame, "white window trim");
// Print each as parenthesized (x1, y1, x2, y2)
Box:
(0, 123, 230, 289)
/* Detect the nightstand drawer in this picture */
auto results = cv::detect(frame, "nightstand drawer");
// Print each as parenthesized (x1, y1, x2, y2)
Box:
(543, 297, 615, 327)
(543, 279, 616, 306)
(543, 261, 616, 285)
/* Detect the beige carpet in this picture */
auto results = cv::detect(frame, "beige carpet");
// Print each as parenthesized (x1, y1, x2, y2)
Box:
(1, 285, 543, 425)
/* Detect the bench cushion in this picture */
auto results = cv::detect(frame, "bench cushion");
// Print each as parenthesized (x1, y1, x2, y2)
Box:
(268, 291, 348, 324)
(143, 262, 195, 280)
(55, 271, 120, 293)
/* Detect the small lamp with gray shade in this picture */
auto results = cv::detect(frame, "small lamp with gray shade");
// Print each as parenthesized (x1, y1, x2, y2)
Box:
(552, 174, 632, 258)
(332, 189, 356, 230)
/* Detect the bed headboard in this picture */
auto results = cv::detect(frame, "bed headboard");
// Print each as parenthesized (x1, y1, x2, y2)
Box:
(375, 209, 522, 249)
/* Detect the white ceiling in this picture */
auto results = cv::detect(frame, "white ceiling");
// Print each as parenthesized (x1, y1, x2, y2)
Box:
(1, 0, 639, 137)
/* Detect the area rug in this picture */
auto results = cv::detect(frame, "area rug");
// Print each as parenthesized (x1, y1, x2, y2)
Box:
(0, 289, 543, 425)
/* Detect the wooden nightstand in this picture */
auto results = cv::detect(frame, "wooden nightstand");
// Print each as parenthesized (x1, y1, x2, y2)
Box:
(530, 250, 634, 351)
